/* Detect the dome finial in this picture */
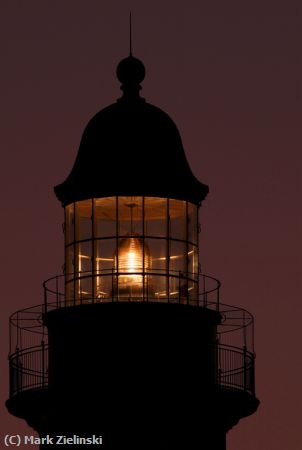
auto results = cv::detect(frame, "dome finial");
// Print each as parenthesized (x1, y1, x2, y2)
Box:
(116, 14, 145, 99)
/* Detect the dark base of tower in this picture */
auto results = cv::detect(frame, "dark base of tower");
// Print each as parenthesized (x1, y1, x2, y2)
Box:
(7, 302, 259, 449)
(6, 386, 259, 449)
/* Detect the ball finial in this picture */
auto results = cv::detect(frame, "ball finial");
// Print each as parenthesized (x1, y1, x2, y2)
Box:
(116, 56, 146, 97)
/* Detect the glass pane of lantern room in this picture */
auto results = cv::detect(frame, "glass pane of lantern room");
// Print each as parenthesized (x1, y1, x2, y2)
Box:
(94, 197, 116, 238)
(65, 280, 75, 306)
(169, 241, 186, 275)
(76, 241, 92, 300)
(65, 244, 74, 281)
(65, 204, 75, 245)
(77, 241, 92, 275)
(188, 244, 198, 304)
(145, 238, 167, 301)
(188, 202, 198, 245)
(169, 241, 186, 301)
(118, 197, 142, 237)
(188, 244, 198, 278)
(95, 238, 116, 299)
(169, 199, 187, 241)
(75, 200, 92, 241)
(65, 244, 75, 305)
(144, 198, 167, 237)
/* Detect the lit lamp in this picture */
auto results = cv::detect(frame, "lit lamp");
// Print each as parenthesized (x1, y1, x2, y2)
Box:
(114, 202, 152, 299)
(115, 233, 151, 299)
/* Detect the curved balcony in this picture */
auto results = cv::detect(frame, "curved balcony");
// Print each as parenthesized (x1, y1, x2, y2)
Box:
(8, 342, 254, 398)
(8, 272, 256, 400)
(9, 344, 48, 397)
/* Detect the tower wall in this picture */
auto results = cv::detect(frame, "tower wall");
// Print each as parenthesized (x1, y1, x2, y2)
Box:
(42, 302, 222, 447)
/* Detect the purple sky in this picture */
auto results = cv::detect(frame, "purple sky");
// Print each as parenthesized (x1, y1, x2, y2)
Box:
(0, 1, 301, 448)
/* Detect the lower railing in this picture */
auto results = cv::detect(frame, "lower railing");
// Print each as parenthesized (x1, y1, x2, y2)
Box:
(8, 343, 255, 398)
(9, 343, 48, 397)
(43, 272, 221, 313)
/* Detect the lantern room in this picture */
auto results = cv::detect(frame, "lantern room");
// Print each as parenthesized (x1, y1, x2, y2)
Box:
(55, 55, 209, 306)
(65, 196, 198, 303)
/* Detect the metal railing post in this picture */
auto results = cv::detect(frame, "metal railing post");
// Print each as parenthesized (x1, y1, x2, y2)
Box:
(216, 284, 220, 311)
(243, 345, 247, 392)
(16, 347, 20, 394)
(251, 355, 255, 394)
(203, 275, 206, 307)
(56, 276, 59, 308)
(44, 286, 47, 314)
(41, 340, 45, 388)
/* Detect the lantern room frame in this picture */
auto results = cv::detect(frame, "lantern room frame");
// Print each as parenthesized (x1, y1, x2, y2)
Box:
(65, 196, 199, 305)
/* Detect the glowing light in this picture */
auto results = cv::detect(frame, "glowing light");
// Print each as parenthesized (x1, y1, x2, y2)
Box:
(115, 234, 151, 297)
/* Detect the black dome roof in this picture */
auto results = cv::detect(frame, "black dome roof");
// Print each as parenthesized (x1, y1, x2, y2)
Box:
(54, 57, 208, 206)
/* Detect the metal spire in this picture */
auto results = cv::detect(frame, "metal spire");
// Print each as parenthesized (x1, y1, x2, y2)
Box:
(129, 12, 132, 56)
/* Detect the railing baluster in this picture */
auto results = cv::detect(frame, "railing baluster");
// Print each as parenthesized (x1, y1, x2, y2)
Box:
(8, 273, 256, 398)
(243, 345, 247, 392)
(42, 340, 45, 388)
(16, 347, 20, 394)
(56, 276, 59, 308)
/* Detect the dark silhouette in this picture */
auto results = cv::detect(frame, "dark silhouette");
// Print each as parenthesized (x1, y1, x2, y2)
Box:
(6, 54, 259, 449)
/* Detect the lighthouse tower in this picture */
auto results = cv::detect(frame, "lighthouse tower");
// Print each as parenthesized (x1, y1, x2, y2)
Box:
(6, 55, 259, 449)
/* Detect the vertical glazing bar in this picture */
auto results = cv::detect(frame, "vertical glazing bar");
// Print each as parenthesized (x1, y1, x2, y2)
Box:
(116, 197, 119, 302)
(178, 271, 181, 303)
(91, 199, 95, 303)
(146, 273, 149, 302)
(73, 203, 76, 305)
(142, 197, 145, 301)
(185, 201, 189, 304)
(197, 203, 200, 306)
(167, 198, 170, 303)
(64, 206, 67, 307)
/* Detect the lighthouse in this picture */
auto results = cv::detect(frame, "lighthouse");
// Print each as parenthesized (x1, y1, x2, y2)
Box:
(6, 54, 259, 449)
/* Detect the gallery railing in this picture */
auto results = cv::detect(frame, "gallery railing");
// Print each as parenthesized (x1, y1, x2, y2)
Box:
(8, 271, 255, 399)
(8, 343, 254, 398)
(9, 343, 48, 397)
(43, 270, 221, 312)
